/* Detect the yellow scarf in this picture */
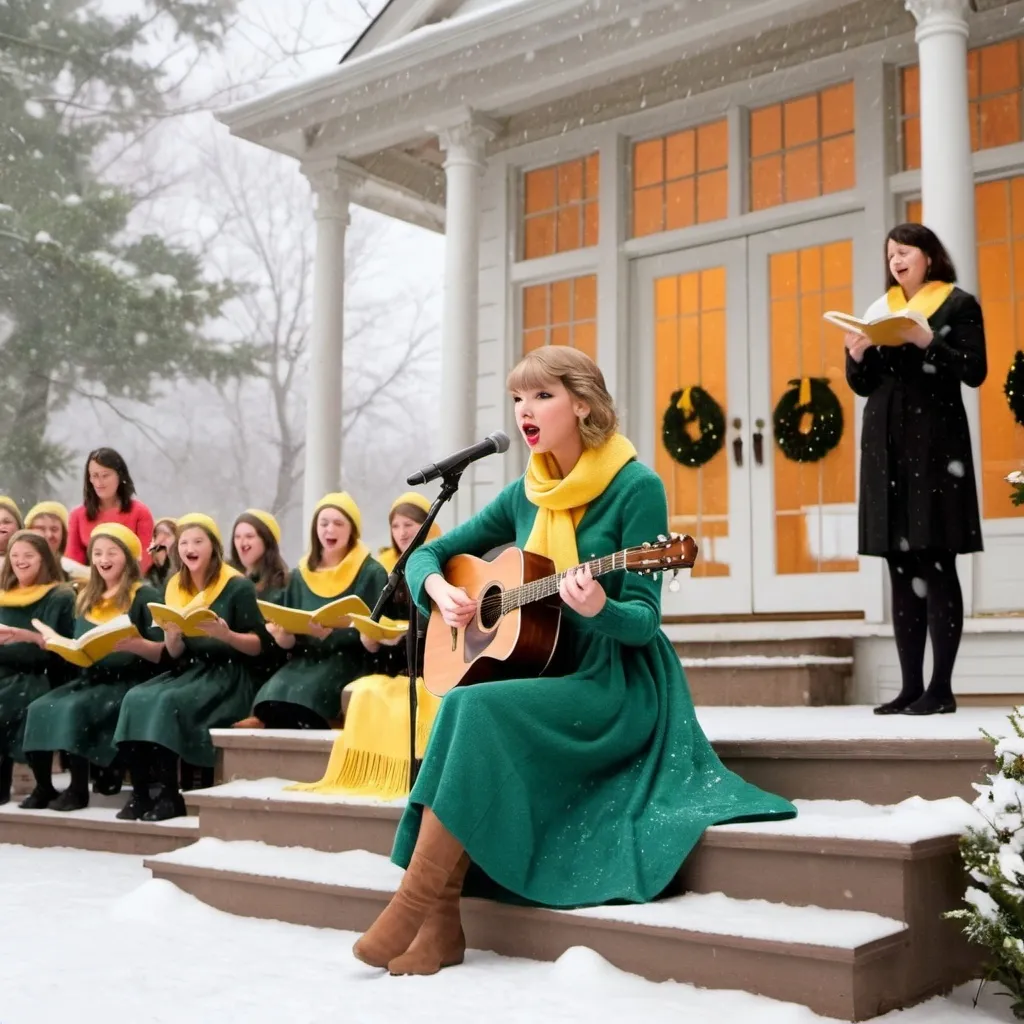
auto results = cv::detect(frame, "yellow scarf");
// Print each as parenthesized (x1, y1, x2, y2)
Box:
(524, 433, 637, 572)
(886, 280, 954, 320)
(298, 542, 371, 598)
(378, 547, 399, 573)
(163, 564, 240, 612)
(84, 582, 142, 625)
(0, 582, 57, 608)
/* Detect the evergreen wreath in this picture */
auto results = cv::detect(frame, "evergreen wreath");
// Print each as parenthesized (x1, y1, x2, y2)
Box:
(1006, 351, 1024, 428)
(772, 377, 844, 464)
(662, 386, 726, 469)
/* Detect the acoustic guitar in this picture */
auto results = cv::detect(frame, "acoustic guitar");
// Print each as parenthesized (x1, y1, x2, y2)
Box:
(423, 534, 697, 697)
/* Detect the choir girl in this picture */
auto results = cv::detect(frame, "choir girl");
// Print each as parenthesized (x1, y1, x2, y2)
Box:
(228, 509, 289, 602)
(146, 516, 178, 593)
(0, 498, 23, 560)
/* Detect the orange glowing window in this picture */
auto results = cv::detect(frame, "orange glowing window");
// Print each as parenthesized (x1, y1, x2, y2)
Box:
(522, 155, 599, 260)
(901, 38, 1024, 170)
(631, 119, 729, 237)
(749, 83, 856, 211)
(522, 275, 597, 360)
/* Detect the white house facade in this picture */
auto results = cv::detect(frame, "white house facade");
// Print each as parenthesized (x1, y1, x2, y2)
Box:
(218, 0, 1024, 702)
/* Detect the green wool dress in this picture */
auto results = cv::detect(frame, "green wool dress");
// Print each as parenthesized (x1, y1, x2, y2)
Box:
(252, 558, 386, 723)
(23, 585, 162, 766)
(396, 460, 797, 908)
(0, 587, 76, 762)
(113, 576, 268, 767)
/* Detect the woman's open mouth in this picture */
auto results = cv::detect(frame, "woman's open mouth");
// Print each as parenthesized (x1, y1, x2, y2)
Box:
(523, 424, 540, 447)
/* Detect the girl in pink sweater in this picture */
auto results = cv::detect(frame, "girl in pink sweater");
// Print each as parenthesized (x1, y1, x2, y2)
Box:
(66, 448, 155, 572)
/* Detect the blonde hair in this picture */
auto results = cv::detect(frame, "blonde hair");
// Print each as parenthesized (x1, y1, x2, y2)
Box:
(506, 347, 617, 448)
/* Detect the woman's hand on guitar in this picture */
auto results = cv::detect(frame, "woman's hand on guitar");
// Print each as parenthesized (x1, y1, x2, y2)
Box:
(425, 573, 477, 629)
(559, 563, 607, 618)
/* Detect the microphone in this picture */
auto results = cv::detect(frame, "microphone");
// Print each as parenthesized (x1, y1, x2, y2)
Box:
(407, 430, 511, 486)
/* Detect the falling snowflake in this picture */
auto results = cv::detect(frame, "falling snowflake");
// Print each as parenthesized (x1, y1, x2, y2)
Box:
(898, 537, 910, 552)
(33, 230, 53, 244)
(24, 100, 45, 119)
(911, 577, 928, 598)
(948, 460, 965, 478)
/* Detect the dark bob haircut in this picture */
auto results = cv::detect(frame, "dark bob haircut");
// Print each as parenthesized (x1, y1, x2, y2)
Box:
(885, 223, 957, 290)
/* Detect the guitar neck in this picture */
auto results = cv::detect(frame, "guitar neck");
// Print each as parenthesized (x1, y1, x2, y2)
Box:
(501, 551, 627, 614)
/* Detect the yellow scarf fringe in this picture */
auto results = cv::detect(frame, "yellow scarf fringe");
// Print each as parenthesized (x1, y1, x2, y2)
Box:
(289, 674, 439, 801)
(886, 280, 954, 320)
(298, 542, 371, 598)
(523, 432, 637, 572)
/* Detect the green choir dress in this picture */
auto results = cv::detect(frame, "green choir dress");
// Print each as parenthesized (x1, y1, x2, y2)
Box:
(252, 558, 386, 723)
(396, 460, 797, 908)
(0, 586, 75, 762)
(23, 585, 162, 766)
(113, 575, 268, 767)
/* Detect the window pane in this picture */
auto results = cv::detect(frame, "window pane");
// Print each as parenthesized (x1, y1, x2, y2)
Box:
(634, 138, 664, 189)
(750, 104, 782, 157)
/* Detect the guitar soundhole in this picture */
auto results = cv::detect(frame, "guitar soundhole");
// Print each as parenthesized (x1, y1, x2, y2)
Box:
(478, 583, 503, 630)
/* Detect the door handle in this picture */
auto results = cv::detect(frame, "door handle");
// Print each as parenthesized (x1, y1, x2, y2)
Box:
(753, 419, 765, 466)
(731, 418, 743, 467)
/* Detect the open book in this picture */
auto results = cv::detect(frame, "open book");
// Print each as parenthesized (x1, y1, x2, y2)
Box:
(32, 614, 140, 668)
(61, 557, 91, 583)
(823, 309, 928, 346)
(348, 613, 409, 643)
(147, 603, 219, 638)
(257, 595, 371, 635)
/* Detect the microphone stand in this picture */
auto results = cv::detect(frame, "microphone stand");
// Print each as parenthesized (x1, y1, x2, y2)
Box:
(369, 469, 463, 792)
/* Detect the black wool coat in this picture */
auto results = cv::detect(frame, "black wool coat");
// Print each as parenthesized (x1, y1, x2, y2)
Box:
(845, 287, 987, 557)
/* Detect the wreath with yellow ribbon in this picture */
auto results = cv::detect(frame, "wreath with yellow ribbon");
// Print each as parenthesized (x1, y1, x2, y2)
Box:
(662, 386, 726, 469)
(1006, 351, 1024, 428)
(772, 377, 844, 463)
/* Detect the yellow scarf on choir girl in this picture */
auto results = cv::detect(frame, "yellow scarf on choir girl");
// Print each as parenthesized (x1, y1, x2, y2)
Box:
(298, 543, 371, 599)
(0, 582, 57, 608)
(163, 564, 239, 612)
(523, 433, 637, 573)
(377, 547, 400, 573)
(886, 280, 954, 320)
(83, 582, 142, 625)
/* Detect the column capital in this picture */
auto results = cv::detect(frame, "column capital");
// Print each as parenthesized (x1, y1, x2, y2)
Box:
(301, 159, 362, 221)
(430, 110, 501, 167)
(905, 0, 971, 40)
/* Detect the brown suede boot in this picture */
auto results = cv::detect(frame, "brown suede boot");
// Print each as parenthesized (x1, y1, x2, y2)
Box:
(353, 809, 464, 969)
(388, 852, 470, 976)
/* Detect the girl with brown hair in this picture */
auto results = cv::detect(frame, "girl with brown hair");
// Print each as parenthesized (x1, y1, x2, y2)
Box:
(228, 509, 289, 602)
(0, 531, 75, 805)
(113, 513, 268, 820)
(0, 497, 24, 560)
(248, 493, 386, 730)
(146, 516, 178, 594)
(353, 346, 794, 977)
(20, 524, 163, 811)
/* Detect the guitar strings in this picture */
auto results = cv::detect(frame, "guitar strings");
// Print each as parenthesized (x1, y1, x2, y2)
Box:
(483, 552, 623, 618)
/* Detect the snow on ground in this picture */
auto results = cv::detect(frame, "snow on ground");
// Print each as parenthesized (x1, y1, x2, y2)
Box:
(0, 844, 1014, 1024)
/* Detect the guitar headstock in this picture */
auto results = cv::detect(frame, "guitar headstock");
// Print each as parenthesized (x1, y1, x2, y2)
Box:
(624, 534, 698, 576)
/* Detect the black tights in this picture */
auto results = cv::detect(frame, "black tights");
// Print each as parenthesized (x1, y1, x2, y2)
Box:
(120, 741, 179, 797)
(255, 701, 329, 730)
(886, 549, 963, 706)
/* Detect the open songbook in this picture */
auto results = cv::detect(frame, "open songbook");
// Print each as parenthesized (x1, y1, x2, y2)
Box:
(347, 613, 409, 643)
(61, 557, 91, 583)
(256, 595, 371, 636)
(32, 614, 140, 668)
(823, 309, 929, 347)
(147, 604, 219, 638)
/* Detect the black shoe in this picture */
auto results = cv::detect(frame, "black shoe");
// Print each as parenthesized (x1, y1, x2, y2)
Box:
(874, 693, 924, 715)
(49, 788, 89, 812)
(901, 693, 957, 716)
(92, 765, 123, 797)
(116, 793, 153, 821)
(0, 758, 12, 805)
(141, 790, 186, 822)
(18, 785, 59, 809)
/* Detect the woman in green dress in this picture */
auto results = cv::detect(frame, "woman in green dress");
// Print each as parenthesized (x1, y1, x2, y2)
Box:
(113, 513, 269, 821)
(21, 524, 163, 810)
(248, 493, 385, 729)
(0, 531, 75, 805)
(353, 346, 797, 977)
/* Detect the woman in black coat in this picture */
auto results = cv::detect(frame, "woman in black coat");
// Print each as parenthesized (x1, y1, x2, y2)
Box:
(845, 223, 986, 716)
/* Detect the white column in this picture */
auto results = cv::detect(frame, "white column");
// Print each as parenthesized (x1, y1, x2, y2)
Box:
(905, 0, 976, 290)
(434, 113, 498, 521)
(300, 163, 353, 527)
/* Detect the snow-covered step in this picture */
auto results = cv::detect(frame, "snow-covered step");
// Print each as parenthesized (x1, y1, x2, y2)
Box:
(681, 653, 853, 707)
(213, 728, 336, 784)
(146, 836, 938, 1021)
(185, 779, 976, 922)
(0, 802, 197, 857)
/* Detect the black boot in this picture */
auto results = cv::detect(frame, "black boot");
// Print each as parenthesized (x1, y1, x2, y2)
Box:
(19, 751, 59, 809)
(92, 761, 123, 797)
(50, 754, 90, 812)
(0, 757, 12, 805)
(116, 743, 154, 821)
(142, 745, 186, 822)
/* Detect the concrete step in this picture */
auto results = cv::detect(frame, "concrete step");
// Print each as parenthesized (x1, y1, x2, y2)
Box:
(0, 803, 198, 856)
(214, 728, 335, 784)
(682, 655, 852, 706)
(146, 838, 930, 1021)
